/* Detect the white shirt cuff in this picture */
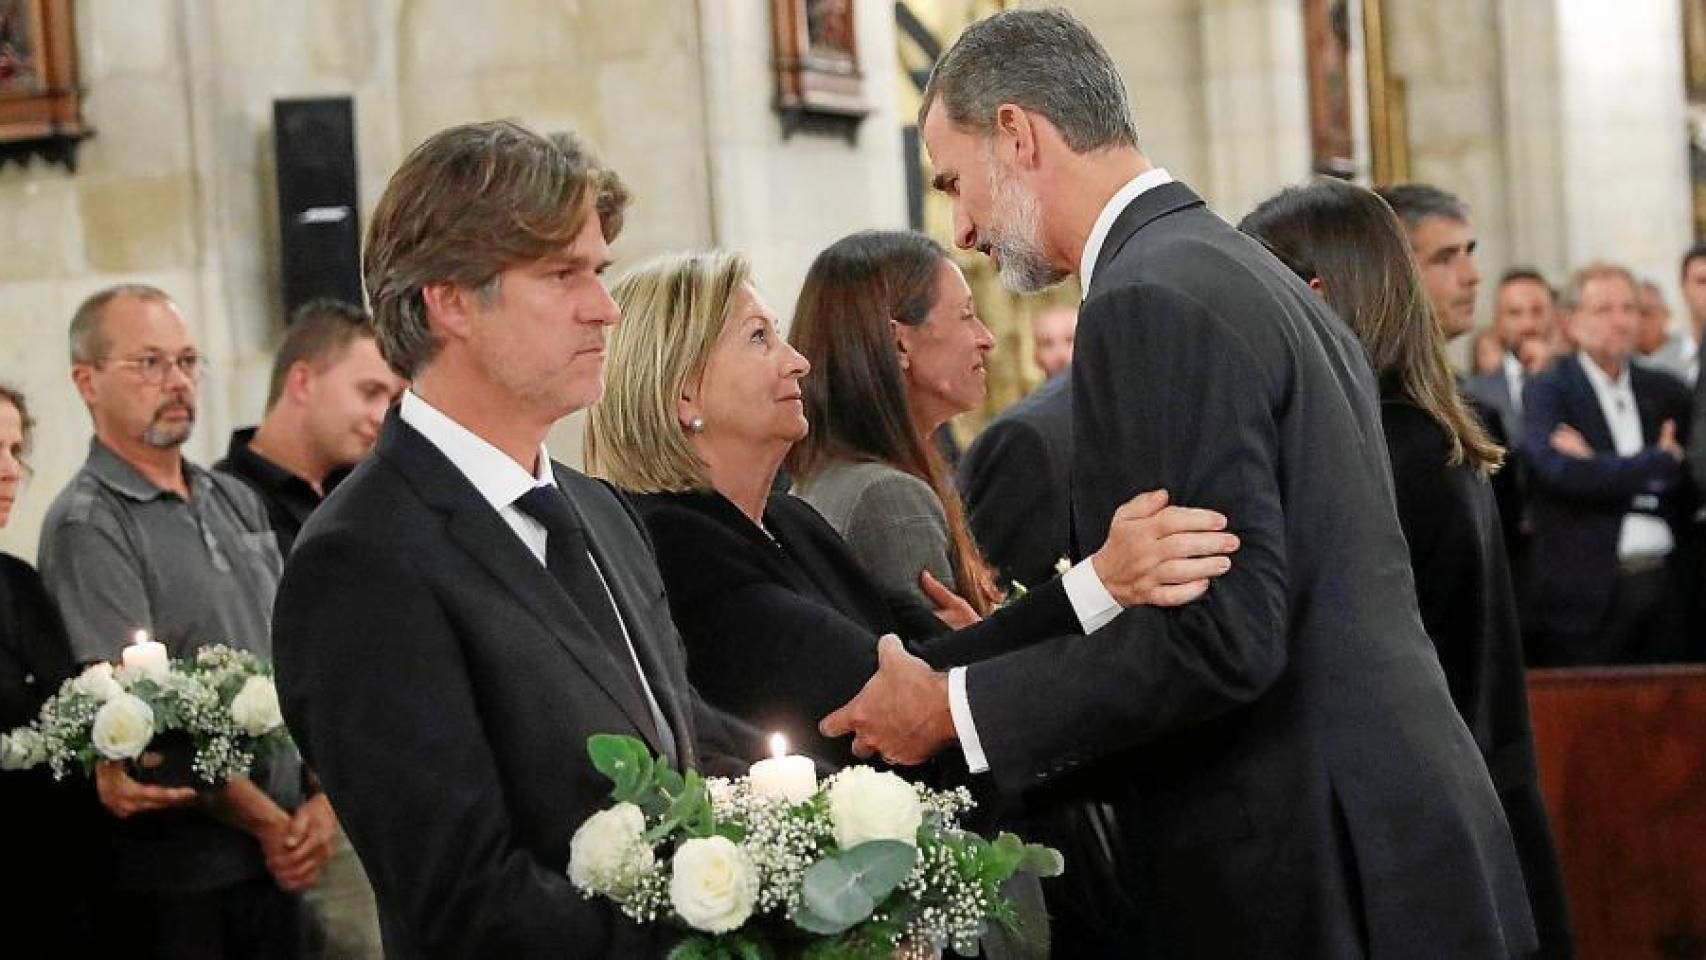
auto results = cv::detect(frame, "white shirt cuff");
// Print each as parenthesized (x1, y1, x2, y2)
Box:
(948, 666, 989, 774)
(1064, 558, 1122, 634)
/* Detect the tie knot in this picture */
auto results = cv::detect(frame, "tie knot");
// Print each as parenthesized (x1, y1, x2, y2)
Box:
(513, 485, 583, 541)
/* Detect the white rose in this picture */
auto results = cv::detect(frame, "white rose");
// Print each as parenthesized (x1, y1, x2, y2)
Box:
(0, 728, 46, 770)
(668, 836, 757, 934)
(91, 693, 155, 760)
(828, 767, 923, 850)
(568, 802, 654, 894)
(72, 662, 124, 702)
(229, 676, 284, 737)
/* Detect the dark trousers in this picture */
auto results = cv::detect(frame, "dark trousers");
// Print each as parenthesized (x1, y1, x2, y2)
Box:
(113, 875, 306, 960)
(1535, 564, 1674, 667)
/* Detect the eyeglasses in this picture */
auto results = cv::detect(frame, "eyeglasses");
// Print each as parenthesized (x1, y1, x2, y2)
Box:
(108, 353, 207, 385)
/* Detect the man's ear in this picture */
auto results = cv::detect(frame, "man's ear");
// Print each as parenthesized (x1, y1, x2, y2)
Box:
(70, 363, 98, 407)
(421, 281, 474, 342)
(283, 360, 316, 405)
(994, 103, 1041, 171)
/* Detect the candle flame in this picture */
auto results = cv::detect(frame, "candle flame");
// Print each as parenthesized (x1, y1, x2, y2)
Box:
(132, 629, 150, 646)
(769, 732, 788, 759)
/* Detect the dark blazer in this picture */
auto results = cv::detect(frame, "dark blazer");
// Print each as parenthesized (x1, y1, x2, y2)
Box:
(1518, 355, 1693, 641)
(957, 372, 1072, 593)
(1381, 394, 1573, 958)
(273, 412, 701, 960)
(1466, 366, 1522, 442)
(930, 182, 1535, 958)
(1693, 368, 1706, 495)
(631, 488, 1076, 770)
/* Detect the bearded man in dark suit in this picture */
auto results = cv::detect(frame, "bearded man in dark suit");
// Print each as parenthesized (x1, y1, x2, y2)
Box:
(273, 121, 703, 959)
(823, 9, 1537, 957)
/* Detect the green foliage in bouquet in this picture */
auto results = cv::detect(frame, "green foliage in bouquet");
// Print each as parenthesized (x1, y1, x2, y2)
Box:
(0, 644, 293, 786)
(569, 735, 1063, 960)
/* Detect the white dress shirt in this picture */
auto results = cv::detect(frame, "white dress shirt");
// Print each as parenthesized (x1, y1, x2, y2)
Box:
(398, 391, 674, 739)
(950, 169, 1177, 775)
(1575, 355, 1674, 560)
(1502, 351, 1525, 417)
(1078, 167, 1175, 298)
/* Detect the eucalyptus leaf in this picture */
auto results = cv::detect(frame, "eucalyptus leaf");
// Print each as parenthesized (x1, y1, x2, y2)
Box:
(983, 833, 1026, 882)
(1020, 842, 1065, 878)
(796, 840, 917, 934)
(793, 896, 864, 936)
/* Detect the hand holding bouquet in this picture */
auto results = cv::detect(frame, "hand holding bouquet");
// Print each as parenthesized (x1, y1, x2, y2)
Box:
(0, 644, 293, 787)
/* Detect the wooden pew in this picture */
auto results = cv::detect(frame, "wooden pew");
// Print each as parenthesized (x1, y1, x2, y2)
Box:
(1528, 666, 1706, 959)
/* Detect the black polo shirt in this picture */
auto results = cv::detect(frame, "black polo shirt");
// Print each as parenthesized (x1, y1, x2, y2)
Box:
(215, 427, 346, 556)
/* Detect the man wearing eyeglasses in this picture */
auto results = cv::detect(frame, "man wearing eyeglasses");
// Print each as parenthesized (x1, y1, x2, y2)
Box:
(37, 284, 332, 960)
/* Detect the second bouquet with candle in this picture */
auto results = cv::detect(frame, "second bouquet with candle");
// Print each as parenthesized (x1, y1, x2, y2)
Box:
(0, 643, 293, 787)
(567, 734, 1062, 959)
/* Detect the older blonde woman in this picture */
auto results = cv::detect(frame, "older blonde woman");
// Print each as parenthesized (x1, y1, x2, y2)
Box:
(586, 250, 1239, 768)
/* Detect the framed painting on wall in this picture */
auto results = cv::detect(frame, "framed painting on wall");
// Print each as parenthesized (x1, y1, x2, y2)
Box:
(772, 0, 869, 136)
(0, 0, 90, 170)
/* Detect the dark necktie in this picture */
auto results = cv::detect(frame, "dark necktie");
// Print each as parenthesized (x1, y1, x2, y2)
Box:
(512, 485, 677, 764)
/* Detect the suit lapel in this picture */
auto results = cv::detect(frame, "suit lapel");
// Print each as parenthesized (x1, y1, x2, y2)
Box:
(375, 415, 665, 752)
(1560, 357, 1617, 452)
(563, 468, 689, 765)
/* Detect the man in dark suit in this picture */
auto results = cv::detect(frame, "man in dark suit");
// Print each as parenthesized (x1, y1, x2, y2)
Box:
(272, 121, 701, 958)
(957, 371, 1071, 593)
(1521, 263, 1695, 665)
(823, 10, 1536, 957)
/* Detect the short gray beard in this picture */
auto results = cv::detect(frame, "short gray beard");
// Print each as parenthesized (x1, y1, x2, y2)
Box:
(987, 165, 1069, 294)
(143, 414, 193, 448)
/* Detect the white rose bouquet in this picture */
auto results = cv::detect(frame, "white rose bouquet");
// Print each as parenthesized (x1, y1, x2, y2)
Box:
(0, 643, 293, 786)
(567, 735, 1062, 959)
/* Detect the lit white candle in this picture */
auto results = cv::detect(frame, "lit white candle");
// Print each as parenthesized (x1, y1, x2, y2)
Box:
(121, 629, 170, 680)
(748, 733, 817, 804)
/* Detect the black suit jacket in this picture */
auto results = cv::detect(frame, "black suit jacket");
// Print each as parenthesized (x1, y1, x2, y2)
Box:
(1519, 355, 1693, 639)
(957, 372, 1072, 593)
(932, 183, 1534, 957)
(632, 489, 1076, 771)
(273, 412, 699, 959)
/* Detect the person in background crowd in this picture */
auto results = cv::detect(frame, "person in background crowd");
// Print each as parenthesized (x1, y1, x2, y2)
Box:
(1241, 179, 1574, 958)
(215, 298, 401, 960)
(1473, 329, 1505, 376)
(1466, 268, 1560, 581)
(38, 285, 332, 960)
(1637, 278, 1694, 385)
(1029, 303, 1076, 380)
(217, 300, 405, 556)
(1377, 182, 1480, 342)
(0, 385, 107, 955)
(1521, 263, 1696, 665)
(1672, 241, 1706, 385)
(1469, 269, 1558, 442)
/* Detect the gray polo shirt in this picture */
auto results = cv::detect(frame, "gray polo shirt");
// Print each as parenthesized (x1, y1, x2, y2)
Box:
(38, 438, 299, 892)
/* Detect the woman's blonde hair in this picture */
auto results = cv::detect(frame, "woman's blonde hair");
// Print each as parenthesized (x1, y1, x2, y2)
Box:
(586, 250, 751, 492)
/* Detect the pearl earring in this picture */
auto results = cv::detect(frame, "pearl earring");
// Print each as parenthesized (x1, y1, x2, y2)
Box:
(687, 415, 705, 433)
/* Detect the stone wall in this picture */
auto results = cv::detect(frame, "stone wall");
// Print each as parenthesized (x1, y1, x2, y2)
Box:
(0, 0, 908, 560)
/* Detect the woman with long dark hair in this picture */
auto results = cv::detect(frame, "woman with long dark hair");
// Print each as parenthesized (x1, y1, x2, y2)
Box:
(1241, 179, 1573, 958)
(787, 230, 1003, 620)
